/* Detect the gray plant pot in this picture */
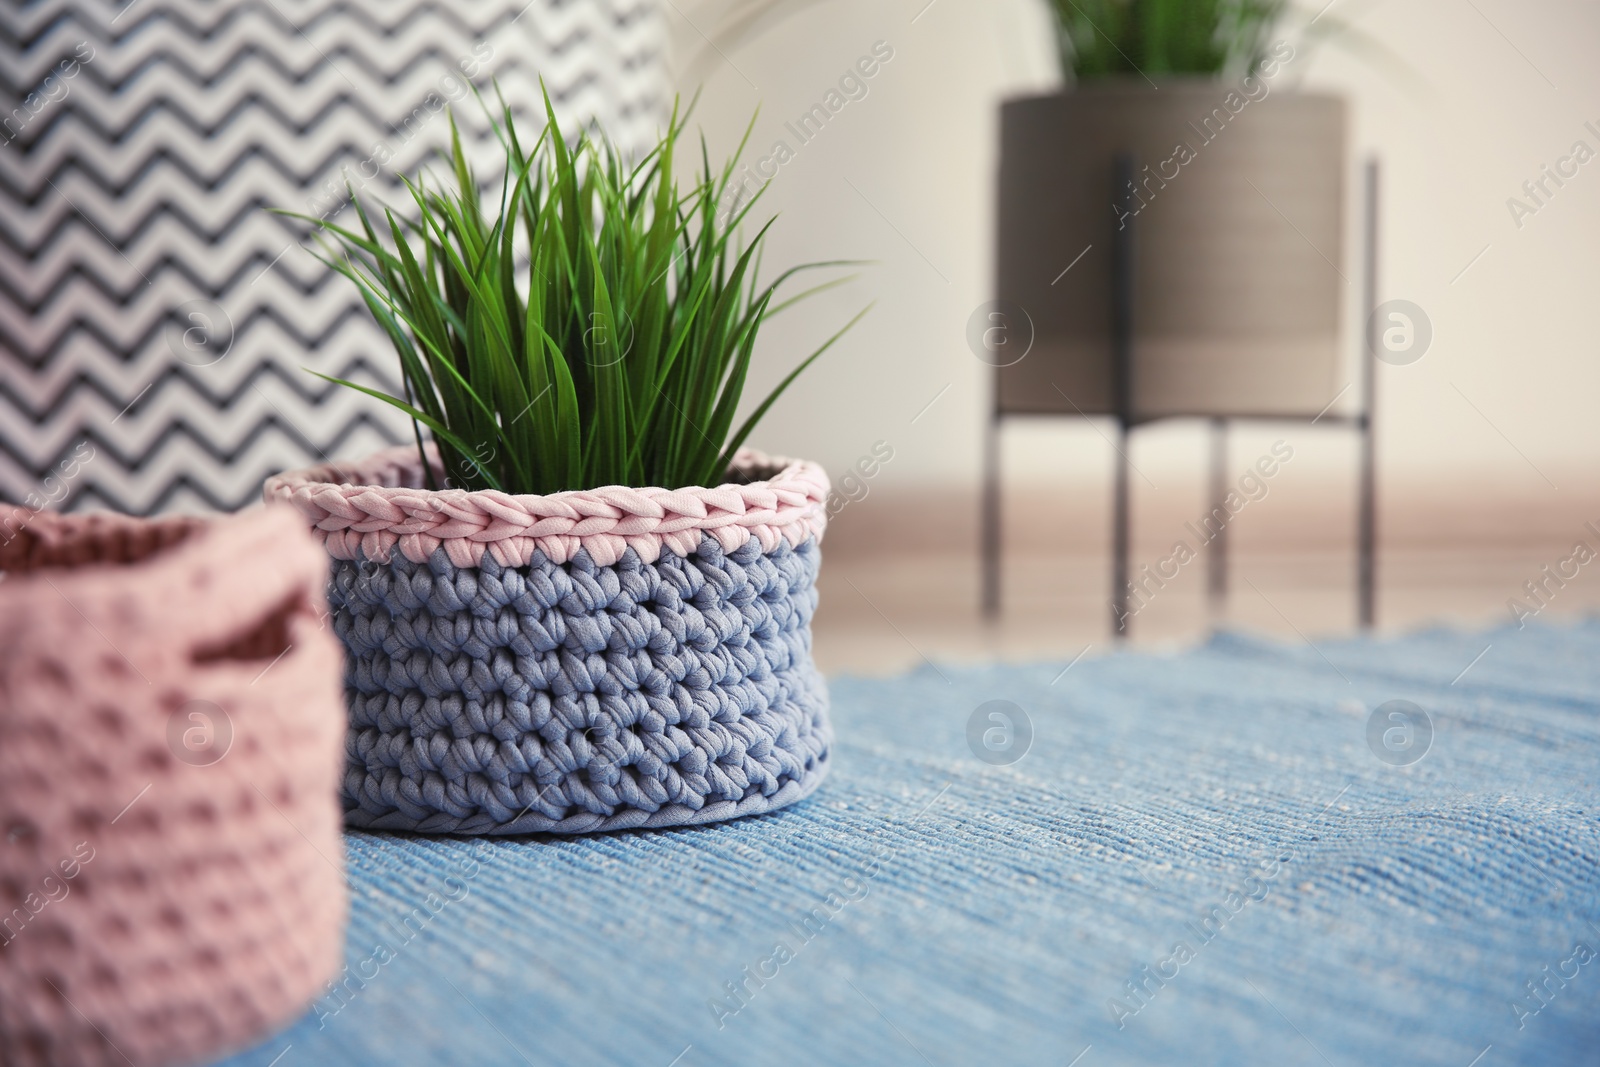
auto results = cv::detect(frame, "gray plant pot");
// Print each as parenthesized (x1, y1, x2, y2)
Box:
(995, 79, 1347, 420)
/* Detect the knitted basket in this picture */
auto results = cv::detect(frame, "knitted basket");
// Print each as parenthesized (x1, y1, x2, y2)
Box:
(0, 506, 348, 1067)
(264, 444, 833, 835)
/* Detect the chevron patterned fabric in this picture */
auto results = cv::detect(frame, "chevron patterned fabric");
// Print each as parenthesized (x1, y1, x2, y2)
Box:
(0, 0, 668, 517)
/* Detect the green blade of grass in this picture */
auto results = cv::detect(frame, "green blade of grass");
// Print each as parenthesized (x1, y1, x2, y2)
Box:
(288, 79, 867, 497)
(716, 301, 875, 472)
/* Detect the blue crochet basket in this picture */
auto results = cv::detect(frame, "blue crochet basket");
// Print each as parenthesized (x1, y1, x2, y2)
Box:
(265, 445, 832, 834)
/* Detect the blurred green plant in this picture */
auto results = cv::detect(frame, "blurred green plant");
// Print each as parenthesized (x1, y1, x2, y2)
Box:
(1049, 0, 1285, 80)
(676, 0, 1420, 99)
(279, 87, 868, 496)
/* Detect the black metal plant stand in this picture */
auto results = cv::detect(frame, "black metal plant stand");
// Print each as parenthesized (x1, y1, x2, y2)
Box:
(982, 157, 1380, 638)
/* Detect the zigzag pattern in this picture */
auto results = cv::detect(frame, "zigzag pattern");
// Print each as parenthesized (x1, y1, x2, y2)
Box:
(0, 0, 668, 515)
(2, 0, 659, 51)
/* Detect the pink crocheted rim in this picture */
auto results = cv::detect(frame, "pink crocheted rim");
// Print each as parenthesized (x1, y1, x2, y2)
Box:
(262, 443, 831, 568)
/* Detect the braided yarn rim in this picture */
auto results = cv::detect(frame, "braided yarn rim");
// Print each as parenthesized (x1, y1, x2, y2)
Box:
(0, 508, 204, 573)
(263, 443, 831, 570)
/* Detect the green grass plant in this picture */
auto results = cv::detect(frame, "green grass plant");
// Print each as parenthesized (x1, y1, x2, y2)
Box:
(280, 86, 867, 495)
(1050, 0, 1284, 80)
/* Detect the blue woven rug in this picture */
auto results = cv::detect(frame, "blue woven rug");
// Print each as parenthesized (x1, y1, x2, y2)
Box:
(217, 619, 1600, 1067)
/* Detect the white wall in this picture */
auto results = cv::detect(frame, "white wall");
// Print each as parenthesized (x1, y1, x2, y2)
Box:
(663, 0, 1600, 503)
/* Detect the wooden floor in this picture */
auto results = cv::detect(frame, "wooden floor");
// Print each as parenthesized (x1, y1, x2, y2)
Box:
(809, 476, 1600, 676)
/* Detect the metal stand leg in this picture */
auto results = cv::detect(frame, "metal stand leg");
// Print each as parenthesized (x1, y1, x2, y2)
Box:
(1110, 152, 1136, 638)
(1358, 159, 1378, 630)
(982, 404, 1001, 617)
(1208, 416, 1228, 620)
(1112, 417, 1130, 634)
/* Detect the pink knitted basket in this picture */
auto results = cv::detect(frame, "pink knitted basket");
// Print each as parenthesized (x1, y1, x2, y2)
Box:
(0, 506, 348, 1067)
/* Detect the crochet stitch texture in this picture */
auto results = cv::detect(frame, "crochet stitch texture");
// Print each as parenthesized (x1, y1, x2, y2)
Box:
(270, 445, 833, 834)
(0, 507, 347, 1067)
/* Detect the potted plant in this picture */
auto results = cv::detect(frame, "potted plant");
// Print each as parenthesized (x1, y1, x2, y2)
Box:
(995, 0, 1352, 419)
(265, 90, 867, 835)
